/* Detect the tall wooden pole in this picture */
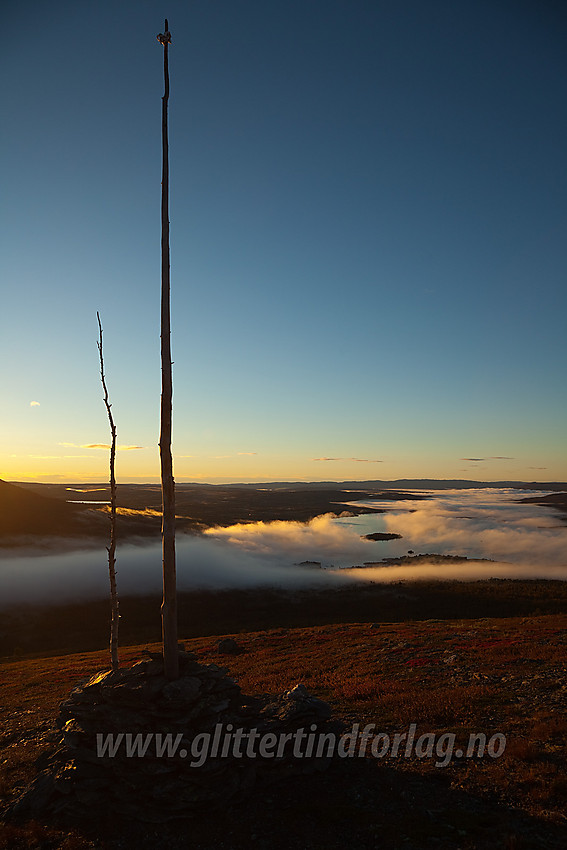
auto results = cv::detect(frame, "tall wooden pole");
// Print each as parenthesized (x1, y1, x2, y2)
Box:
(157, 19, 178, 679)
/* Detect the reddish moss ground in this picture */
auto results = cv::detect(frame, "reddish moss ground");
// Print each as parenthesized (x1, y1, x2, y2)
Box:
(1, 614, 567, 848)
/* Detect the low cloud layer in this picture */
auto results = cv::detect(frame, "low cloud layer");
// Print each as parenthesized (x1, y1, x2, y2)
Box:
(379, 490, 567, 566)
(1, 489, 565, 606)
(204, 514, 372, 565)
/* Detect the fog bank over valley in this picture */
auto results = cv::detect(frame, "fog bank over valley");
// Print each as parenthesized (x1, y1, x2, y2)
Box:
(1, 488, 566, 606)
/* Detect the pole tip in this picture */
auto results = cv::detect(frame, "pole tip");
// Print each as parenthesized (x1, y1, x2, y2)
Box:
(157, 25, 172, 46)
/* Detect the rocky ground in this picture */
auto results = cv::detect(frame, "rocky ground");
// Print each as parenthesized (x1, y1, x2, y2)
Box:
(1, 614, 567, 848)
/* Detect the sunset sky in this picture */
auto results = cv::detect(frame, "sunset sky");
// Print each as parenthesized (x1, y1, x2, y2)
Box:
(1, 1, 566, 484)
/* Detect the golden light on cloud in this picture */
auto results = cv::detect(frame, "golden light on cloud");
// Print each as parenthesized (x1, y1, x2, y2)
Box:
(193, 453, 259, 460)
(100, 507, 190, 520)
(108, 507, 163, 518)
(81, 444, 145, 451)
(460, 456, 514, 462)
(312, 457, 383, 463)
(30, 401, 40, 407)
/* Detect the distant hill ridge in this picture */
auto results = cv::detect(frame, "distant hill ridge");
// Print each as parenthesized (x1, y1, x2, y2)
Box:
(13, 479, 567, 491)
(187, 479, 567, 491)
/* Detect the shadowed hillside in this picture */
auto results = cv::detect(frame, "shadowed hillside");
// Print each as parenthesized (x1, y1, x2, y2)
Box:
(9, 482, 400, 540)
(0, 479, 100, 539)
(517, 490, 567, 519)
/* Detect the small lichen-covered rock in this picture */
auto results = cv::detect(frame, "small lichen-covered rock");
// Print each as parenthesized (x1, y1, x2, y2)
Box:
(162, 676, 201, 703)
(217, 637, 242, 655)
(285, 683, 310, 700)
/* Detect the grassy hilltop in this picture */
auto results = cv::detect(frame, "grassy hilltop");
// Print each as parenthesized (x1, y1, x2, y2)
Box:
(1, 587, 567, 848)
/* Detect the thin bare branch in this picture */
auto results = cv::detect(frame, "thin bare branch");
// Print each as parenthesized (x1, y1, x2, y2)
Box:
(97, 311, 119, 672)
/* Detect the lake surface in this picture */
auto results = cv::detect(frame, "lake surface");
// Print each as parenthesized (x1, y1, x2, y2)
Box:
(1, 488, 566, 606)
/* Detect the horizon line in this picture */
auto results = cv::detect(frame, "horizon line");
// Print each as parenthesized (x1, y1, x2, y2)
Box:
(6, 477, 566, 488)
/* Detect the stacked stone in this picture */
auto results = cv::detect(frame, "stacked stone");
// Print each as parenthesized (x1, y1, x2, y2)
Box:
(12, 650, 337, 823)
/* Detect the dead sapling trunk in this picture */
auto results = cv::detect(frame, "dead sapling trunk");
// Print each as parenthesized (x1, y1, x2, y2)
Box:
(157, 19, 179, 679)
(97, 311, 119, 672)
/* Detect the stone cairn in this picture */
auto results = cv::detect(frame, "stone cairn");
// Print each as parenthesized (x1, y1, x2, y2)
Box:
(12, 648, 338, 823)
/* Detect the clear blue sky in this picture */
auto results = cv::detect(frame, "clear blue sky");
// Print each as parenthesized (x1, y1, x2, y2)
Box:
(1, 0, 566, 483)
